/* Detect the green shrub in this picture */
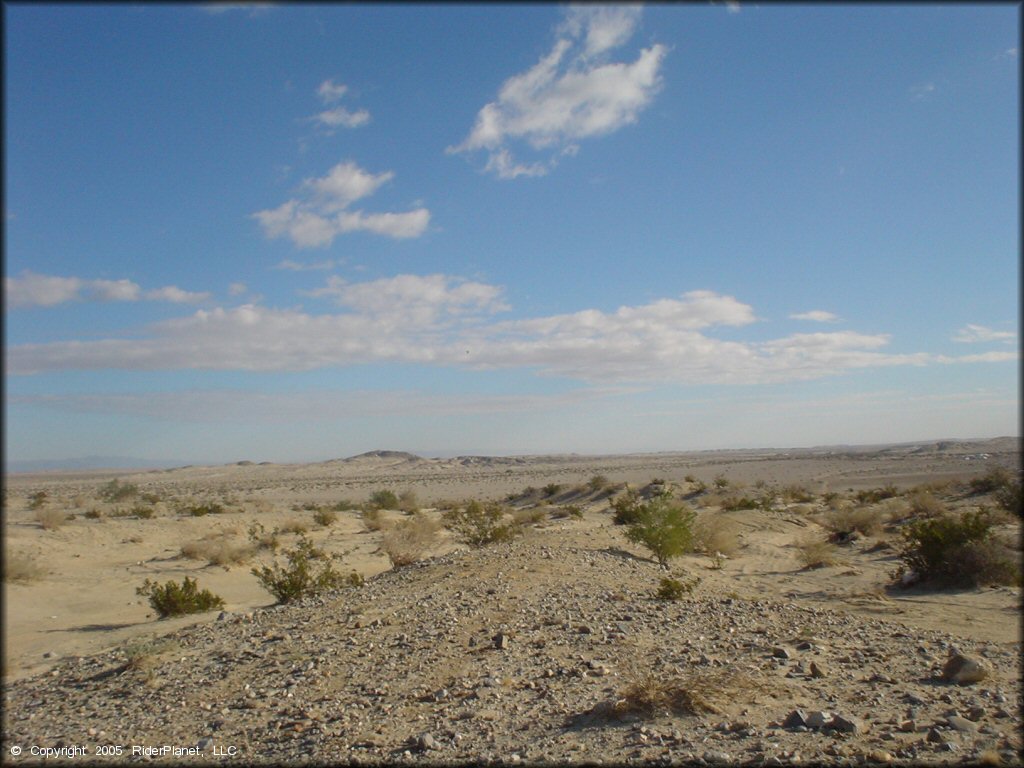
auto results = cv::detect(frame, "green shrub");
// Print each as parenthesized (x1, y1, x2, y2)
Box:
(251, 536, 348, 604)
(136, 577, 225, 618)
(28, 491, 48, 511)
(713, 474, 729, 490)
(186, 502, 224, 517)
(588, 475, 610, 492)
(611, 489, 644, 525)
(855, 484, 900, 504)
(994, 478, 1022, 517)
(543, 483, 563, 497)
(367, 489, 400, 510)
(247, 522, 280, 551)
(655, 575, 699, 600)
(624, 497, 697, 567)
(969, 467, 1012, 495)
(99, 479, 139, 502)
(132, 506, 155, 519)
(896, 509, 1020, 587)
(442, 500, 516, 547)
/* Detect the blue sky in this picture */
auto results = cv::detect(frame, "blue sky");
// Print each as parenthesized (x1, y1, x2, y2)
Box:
(4, 3, 1019, 465)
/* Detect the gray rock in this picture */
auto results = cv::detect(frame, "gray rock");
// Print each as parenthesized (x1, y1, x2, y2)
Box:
(829, 714, 866, 734)
(946, 715, 977, 733)
(782, 709, 807, 729)
(416, 733, 438, 751)
(772, 647, 791, 659)
(805, 710, 832, 729)
(809, 661, 828, 679)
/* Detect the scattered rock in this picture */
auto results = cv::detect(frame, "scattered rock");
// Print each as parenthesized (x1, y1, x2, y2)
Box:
(943, 653, 990, 685)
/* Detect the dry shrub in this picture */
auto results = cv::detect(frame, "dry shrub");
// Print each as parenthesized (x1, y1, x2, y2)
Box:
(313, 508, 338, 527)
(180, 534, 255, 567)
(278, 519, 309, 535)
(906, 490, 945, 518)
(611, 668, 763, 718)
(692, 512, 740, 557)
(381, 512, 441, 568)
(5, 551, 46, 583)
(361, 507, 386, 532)
(823, 506, 883, 537)
(512, 507, 547, 526)
(35, 508, 68, 531)
(795, 534, 842, 569)
(397, 489, 420, 514)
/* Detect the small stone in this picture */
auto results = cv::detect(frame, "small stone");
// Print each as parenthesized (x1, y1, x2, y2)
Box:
(492, 633, 509, 650)
(197, 738, 213, 751)
(416, 733, 437, 751)
(926, 728, 947, 744)
(702, 751, 731, 764)
(942, 653, 990, 685)
(772, 647, 791, 659)
(899, 720, 917, 733)
(809, 661, 828, 679)
(829, 714, 866, 734)
(868, 749, 894, 763)
(805, 711, 831, 729)
(946, 715, 977, 733)
(782, 710, 807, 729)
(966, 706, 986, 721)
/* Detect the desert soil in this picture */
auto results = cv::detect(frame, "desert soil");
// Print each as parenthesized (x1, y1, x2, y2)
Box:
(2, 437, 1021, 765)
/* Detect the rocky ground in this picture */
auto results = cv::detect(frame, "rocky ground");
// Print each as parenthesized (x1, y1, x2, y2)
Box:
(3, 517, 1021, 766)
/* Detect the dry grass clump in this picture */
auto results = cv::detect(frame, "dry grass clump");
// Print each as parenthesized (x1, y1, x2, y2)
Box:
(312, 508, 338, 527)
(180, 533, 255, 567)
(511, 507, 547, 526)
(35, 508, 68, 531)
(381, 512, 441, 568)
(361, 507, 386, 532)
(692, 511, 740, 557)
(278, 519, 310, 535)
(5, 551, 47, 583)
(822, 506, 884, 537)
(905, 490, 945, 518)
(397, 489, 420, 514)
(608, 668, 762, 718)
(795, 533, 842, 569)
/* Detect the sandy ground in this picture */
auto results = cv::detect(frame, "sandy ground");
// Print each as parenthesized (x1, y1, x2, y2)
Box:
(4, 437, 1020, 684)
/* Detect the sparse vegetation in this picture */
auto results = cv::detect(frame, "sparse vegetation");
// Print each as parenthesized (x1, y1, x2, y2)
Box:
(35, 508, 68, 531)
(896, 509, 1020, 588)
(251, 536, 348, 604)
(184, 502, 224, 517)
(180, 534, 255, 567)
(397, 489, 420, 513)
(367, 489, 400, 510)
(611, 488, 644, 525)
(98, 479, 139, 503)
(906, 490, 945, 518)
(381, 512, 441, 568)
(5, 551, 46, 583)
(278, 519, 310, 535)
(313, 508, 338, 527)
(623, 496, 697, 567)
(823, 506, 884, 537)
(610, 668, 756, 718)
(361, 507, 386, 532)
(713, 474, 729, 490)
(587, 474, 610, 492)
(855, 484, 900, 504)
(795, 534, 841, 569)
(27, 491, 48, 511)
(512, 507, 547, 526)
(247, 522, 280, 551)
(542, 483, 562, 497)
(692, 512, 740, 557)
(655, 574, 699, 600)
(442, 500, 517, 547)
(136, 577, 225, 618)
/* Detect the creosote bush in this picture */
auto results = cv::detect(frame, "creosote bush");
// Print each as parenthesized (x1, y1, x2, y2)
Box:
(443, 500, 516, 547)
(313, 508, 338, 527)
(655, 574, 700, 600)
(692, 512, 740, 557)
(896, 509, 1020, 587)
(136, 577, 225, 618)
(98, 479, 139, 503)
(823, 506, 884, 537)
(795, 534, 841, 569)
(623, 496, 696, 567)
(252, 535, 348, 604)
(367, 489, 400, 511)
(185, 502, 224, 517)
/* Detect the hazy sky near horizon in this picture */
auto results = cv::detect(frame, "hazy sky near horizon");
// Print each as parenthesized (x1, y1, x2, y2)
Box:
(5, 3, 1020, 464)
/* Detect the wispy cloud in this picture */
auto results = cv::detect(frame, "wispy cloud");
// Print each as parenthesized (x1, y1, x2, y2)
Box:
(309, 78, 370, 131)
(951, 324, 1017, 344)
(275, 258, 339, 272)
(909, 82, 937, 101)
(790, 310, 839, 323)
(5, 271, 210, 309)
(200, 3, 273, 17)
(448, 5, 667, 178)
(10, 276, 1005, 385)
(252, 161, 430, 247)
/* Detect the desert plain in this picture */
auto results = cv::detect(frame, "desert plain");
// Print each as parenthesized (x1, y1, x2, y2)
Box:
(2, 437, 1021, 766)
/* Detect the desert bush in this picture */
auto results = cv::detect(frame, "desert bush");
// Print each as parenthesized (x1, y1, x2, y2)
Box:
(822, 491, 842, 509)
(5, 551, 46, 583)
(185, 502, 224, 517)
(180, 535, 255, 567)
(719, 495, 759, 512)
(994, 478, 1022, 517)
(905, 490, 945, 518)
(713, 474, 729, 490)
(367, 489, 399, 510)
(397, 489, 420, 513)
(551, 504, 584, 520)
(361, 507, 386, 532)
(331, 499, 357, 512)
(84, 508, 104, 520)
(782, 484, 816, 503)
(896, 509, 1020, 587)
(313, 508, 338, 527)
(137, 577, 225, 618)
(247, 522, 280, 551)
(140, 491, 162, 505)
(381, 512, 441, 568)
(855, 484, 900, 504)
(443, 500, 516, 547)
(512, 507, 547, 526)
(611, 488, 645, 525)
(692, 512, 740, 557)
(132, 505, 155, 520)
(795, 534, 841, 569)
(98, 479, 139, 502)
(587, 475, 611, 492)
(35, 508, 68, 531)
(121, 638, 178, 681)
(543, 483, 563, 497)
(823, 506, 884, 537)
(655, 575, 699, 600)
(252, 536, 348, 604)
(624, 496, 697, 567)
(969, 466, 1013, 495)
(278, 519, 310, 535)
(27, 491, 48, 510)
(611, 668, 755, 718)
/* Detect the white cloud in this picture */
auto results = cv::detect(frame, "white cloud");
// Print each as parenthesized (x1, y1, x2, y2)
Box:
(951, 324, 1017, 344)
(253, 162, 429, 247)
(725, 1, 742, 14)
(313, 106, 370, 129)
(5, 271, 208, 308)
(449, 6, 666, 178)
(228, 282, 248, 296)
(6, 271, 83, 308)
(790, 310, 839, 323)
(316, 79, 347, 103)
(200, 3, 273, 17)
(13, 279, 996, 387)
(910, 82, 937, 101)
(275, 259, 338, 272)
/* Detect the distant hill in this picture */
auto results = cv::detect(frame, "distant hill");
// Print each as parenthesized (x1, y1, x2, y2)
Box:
(5, 456, 195, 474)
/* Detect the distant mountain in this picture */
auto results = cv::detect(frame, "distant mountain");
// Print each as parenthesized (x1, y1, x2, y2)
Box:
(5, 456, 196, 474)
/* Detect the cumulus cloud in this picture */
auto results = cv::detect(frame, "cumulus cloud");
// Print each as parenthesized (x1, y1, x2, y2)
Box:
(5, 271, 208, 309)
(448, 5, 666, 178)
(790, 310, 839, 323)
(309, 79, 370, 131)
(951, 324, 1017, 344)
(252, 161, 430, 247)
(11, 277, 994, 386)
